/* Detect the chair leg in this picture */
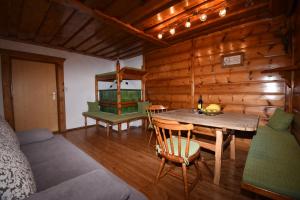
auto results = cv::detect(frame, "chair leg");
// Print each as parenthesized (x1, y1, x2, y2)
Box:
(148, 130, 154, 145)
(181, 163, 189, 200)
(155, 158, 165, 183)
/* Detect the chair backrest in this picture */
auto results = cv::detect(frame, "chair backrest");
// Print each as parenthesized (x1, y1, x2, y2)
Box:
(146, 105, 168, 128)
(153, 117, 194, 160)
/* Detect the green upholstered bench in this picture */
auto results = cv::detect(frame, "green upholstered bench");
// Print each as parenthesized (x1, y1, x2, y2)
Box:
(83, 111, 147, 135)
(242, 126, 300, 199)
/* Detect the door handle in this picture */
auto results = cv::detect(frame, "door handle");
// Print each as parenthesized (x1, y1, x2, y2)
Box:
(52, 92, 56, 100)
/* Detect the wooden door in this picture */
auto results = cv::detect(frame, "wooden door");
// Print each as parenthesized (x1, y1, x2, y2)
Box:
(11, 59, 58, 132)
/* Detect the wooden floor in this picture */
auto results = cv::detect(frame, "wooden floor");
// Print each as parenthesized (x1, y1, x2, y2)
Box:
(64, 125, 257, 200)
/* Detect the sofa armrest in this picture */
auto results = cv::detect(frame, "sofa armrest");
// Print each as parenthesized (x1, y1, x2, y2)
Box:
(16, 128, 54, 145)
(25, 170, 130, 200)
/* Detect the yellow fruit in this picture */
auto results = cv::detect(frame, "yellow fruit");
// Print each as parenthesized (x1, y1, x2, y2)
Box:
(206, 104, 221, 112)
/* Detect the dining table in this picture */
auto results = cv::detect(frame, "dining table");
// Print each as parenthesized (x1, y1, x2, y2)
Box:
(153, 109, 260, 185)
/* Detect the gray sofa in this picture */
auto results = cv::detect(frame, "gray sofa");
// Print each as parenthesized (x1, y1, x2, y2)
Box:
(17, 129, 147, 200)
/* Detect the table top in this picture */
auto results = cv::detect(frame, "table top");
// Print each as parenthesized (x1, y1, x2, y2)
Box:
(153, 109, 260, 131)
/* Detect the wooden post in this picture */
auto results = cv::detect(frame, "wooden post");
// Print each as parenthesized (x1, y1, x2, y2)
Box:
(95, 77, 99, 101)
(116, 60, 122, 131)
(142, 56, 146, 101)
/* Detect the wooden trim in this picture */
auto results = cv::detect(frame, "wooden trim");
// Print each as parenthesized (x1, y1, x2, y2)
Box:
(0, 49, 66, 133)
(241, 183, 293, 200)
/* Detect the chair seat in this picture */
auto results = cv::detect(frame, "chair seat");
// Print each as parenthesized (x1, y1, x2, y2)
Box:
(157, 136, 200, 163)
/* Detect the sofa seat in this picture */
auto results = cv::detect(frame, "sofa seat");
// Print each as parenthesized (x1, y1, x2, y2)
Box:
(20, 133, 147, 200)
(243, 126, 300, 199)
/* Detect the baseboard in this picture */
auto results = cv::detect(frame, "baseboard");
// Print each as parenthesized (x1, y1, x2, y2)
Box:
(66, 124, 96, 132)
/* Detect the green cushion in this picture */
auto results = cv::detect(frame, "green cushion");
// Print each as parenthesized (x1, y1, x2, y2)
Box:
(87, 102, 99, 112)
(83, 111, 146, 124)
(157, 136, 200, 163)
(267, 108, 294, 131)
(243, 125, 300, 199)
(138, 101, 151, 114)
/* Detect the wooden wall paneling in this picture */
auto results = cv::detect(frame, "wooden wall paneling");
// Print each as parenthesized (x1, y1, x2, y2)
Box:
(0, 49, 66, 132)
(145, 17, 292, 124)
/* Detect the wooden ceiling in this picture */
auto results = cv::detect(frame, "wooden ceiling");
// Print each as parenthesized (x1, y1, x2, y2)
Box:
(0, 0, 289, 60)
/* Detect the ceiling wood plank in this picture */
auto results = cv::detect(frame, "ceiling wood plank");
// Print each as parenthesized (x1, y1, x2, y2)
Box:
(51, 0, 169, 47)
(7, 0, 24, 37)
(64, 20, 102, 48)
(35, 2, 75, 43)
(50, 11, 91, 46)
(17, 0, 51, 40)
(62, 17, 94, 46)
(48, 10, 76, 43)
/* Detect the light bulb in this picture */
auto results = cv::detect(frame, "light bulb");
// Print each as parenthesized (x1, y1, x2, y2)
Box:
(185, 19, 191, 28)
(199, 14, 207, 22)
(169, 28, 175, 35)
(157, 33, 163, 39)
(219, 8, 226, 17)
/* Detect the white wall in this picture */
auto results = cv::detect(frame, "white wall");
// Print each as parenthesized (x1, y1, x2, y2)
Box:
(0, 39, 115, 129)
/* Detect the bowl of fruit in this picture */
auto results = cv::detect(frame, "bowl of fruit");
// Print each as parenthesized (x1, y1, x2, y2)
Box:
(202, 104, 223, 116)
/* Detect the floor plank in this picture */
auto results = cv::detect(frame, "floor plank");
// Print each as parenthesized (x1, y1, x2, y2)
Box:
(64, 126, 256, 200)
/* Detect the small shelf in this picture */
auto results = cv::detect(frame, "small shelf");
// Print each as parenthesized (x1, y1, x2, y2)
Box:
(262, 66, 298, 73)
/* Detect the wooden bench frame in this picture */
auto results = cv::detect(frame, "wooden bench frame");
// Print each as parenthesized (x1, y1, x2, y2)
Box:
(241, 183, 293, 200)
(83, 113, 147, 136)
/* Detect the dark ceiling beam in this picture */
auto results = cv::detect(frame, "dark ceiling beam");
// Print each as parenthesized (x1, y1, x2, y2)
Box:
(166, 2, 270, 41)
(51, 0, 169, 47)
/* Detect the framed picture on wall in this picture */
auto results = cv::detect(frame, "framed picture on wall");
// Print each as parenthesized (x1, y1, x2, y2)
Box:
(221, 52, 244, 67)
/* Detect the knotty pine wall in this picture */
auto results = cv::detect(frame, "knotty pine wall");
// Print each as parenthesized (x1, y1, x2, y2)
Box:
(145, 17, 292, 125)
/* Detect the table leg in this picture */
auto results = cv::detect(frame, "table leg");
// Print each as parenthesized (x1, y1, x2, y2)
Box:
(214, 129, 223, 185)
(106, 123, 110, 136)
(230, 133, 236, 160)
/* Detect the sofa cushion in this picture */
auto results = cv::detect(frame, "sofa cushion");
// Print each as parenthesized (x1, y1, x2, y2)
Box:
(0, 142, 36, 200)
(267, 108, 294, 131)
(25, 170, 130, 200)
(87, 101, 99, 112)
(21, 135, 102, 191)
(16, 129, 54, 146)
(0, 118, 19, 148)
(243, 126, 300, 199)
(138, 101, 151, 114)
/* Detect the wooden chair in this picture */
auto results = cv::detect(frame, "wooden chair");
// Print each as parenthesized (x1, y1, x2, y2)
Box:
(153, 117, 201, 199)
(192, 126, 235, 184)
(146, 105, 168, 145)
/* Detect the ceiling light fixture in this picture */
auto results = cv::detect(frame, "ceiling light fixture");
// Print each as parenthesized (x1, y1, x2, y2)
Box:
(185, 18, 191, 28)
(219, 8, 227, 17)
(157, 33, 163, 39)
(199, 13, 207, 22)
(169, 28, 176, 35)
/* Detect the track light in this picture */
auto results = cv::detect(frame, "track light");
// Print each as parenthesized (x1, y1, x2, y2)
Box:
(169, 28, 175, 35)
(157, 33, 163, 39)
(185, 18, 191, 28)
(219, 8, 226, 17)
(199, 14, 207, 22)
